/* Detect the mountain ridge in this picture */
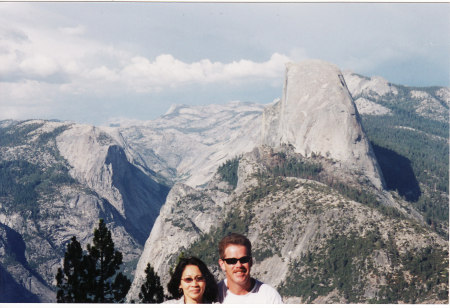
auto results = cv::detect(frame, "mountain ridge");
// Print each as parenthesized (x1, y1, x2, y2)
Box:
(0, 59, 448, 303)
(125, 60, 448, 303)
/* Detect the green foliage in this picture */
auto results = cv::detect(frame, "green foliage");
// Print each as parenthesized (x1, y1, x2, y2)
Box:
(270, 156, 322, 179)
(183, 207, 253, 266)
(279, 230, 448, 303)
(0, 122, 44, 147)
(36, 125, 69, 145)
(327, 181, 403, 219)
(55, 220, 131, 303)
(217, 157, 240, 189)
(139, 263, 164, 303)
(245, 174, 297, 205)
(279, 231, 381, 302)
(252, 154, 402, 219)
(0, 160, 75, 218)
(376, 247, 449, 303)
(111, 273, 132, 303)
(85, 219, 130, 303)
(360, 103, 449, 225)
(252, 247, 274, 261)
(56, 236, 89, 303)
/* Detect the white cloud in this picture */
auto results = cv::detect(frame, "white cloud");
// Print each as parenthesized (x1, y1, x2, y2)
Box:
(120, 53, 291, 92)
(0, 3, 293, 97)
(59, 25, 86, 36)
(0, 80, 57, 120)
(19, 54, 59, 77)
(1, 15, 293, 95)
(1, 2, 447, 124)
(1, 8, 293, 122)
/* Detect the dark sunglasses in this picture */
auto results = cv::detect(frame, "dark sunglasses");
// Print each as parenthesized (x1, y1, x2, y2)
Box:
(181, 276, 205, 283)
(222, 256, 252, 265)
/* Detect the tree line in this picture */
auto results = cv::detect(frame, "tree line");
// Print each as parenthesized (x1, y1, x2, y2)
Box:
(56, 219, 164, 303)
(361, 113, 449, 230)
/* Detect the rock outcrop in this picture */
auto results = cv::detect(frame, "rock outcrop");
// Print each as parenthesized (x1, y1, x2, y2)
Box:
(1, 59, 448, 303)
(126, 182, 227, 302)
(262, 60, 385, 189)
(127, 144, 448, 303)
(57, 124, 170, 244)
(0, 120, 169, 302)
(118, 101, 264, 188)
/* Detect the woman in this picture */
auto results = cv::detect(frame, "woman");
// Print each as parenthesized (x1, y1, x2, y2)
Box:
(165, 256, 218, 304)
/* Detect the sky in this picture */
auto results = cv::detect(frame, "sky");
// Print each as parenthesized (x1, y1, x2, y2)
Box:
(0, 2, 449, 126)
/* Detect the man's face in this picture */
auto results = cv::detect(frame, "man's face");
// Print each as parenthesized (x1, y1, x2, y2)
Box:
(219, 244, 252, 288)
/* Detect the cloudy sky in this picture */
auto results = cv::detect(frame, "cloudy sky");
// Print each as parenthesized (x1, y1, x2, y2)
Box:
(1, 2, 449, 126)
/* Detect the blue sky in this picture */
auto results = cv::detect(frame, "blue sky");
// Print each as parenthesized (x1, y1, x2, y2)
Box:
(1, 2, 449, 125)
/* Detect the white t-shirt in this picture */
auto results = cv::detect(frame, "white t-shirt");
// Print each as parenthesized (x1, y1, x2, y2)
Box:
(218, 278, 283, 304)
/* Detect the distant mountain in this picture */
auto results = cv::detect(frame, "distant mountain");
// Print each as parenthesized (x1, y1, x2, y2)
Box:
(0, 121, 169, 302)
(261, 60, 384, 189)
(126, 60, 448, 304)
(115, 101, 265, 187)
(0, 59, 448, 303)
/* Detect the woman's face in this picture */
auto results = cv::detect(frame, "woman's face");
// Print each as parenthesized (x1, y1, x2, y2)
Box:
(179, 264, 206, 304)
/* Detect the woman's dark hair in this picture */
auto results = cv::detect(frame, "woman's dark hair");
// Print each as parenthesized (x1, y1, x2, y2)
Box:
(167, 256, 218, 303)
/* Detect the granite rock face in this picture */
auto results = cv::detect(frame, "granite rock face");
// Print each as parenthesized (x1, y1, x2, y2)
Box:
(126, 182, 227, 302)
(126, 60, 447, 304)
(56, 124, 169, 244)
(0, 121, 169, 302)
(117, 101, 264, 188)
(1, 59, 448, 303)
(262, 60, 384, 189)
(126, 144, 447, 304)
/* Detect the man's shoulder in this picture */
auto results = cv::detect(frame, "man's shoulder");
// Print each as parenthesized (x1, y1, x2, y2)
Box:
(254, 279, 280, 294)
(218, 278, 283, 304)
(252, 279, 283, 303)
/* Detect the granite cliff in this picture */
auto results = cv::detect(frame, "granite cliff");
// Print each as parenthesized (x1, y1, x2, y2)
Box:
(126, 60, 448, 303)
(0, 59, 448, 303)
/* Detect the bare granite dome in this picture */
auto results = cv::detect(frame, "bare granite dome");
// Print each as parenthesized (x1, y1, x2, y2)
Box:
(262, 59, 385, 189)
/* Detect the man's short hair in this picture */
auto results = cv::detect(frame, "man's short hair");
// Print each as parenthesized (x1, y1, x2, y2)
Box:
(219, 233, 252, 259)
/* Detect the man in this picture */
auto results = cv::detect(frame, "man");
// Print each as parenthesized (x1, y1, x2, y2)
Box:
(217, 233, 283, 303)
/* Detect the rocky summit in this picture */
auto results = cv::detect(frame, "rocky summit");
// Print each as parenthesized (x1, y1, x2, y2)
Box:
(262, 60, 384, 189)
(0, 59, 448, 303)
(126, 60, 448, 303)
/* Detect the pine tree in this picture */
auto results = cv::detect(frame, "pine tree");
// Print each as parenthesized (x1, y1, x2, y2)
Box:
(56, 236, 88, 302)
(112, 272, 132, 303)
(86, 219, 131, 303)
(138, 263, 164, 303)
(55, 219, 131, 303)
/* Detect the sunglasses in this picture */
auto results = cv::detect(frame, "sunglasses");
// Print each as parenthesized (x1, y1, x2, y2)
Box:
(181, 276, 205, 283)
(222, 256, 252, 265)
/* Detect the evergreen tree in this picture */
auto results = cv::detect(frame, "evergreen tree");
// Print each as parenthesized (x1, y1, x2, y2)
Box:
(56, 236, 88, 302)
(86, 219, 131, 303)
(138, 263, 164, 303)
(112, 272, 132, 303)
(55, 219, 131, 303)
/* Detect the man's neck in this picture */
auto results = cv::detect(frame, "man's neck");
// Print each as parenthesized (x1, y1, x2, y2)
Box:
(226, 278, 255, 295)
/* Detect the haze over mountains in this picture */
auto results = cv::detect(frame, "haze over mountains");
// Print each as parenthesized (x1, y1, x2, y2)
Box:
(0, 59, 448, 303)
